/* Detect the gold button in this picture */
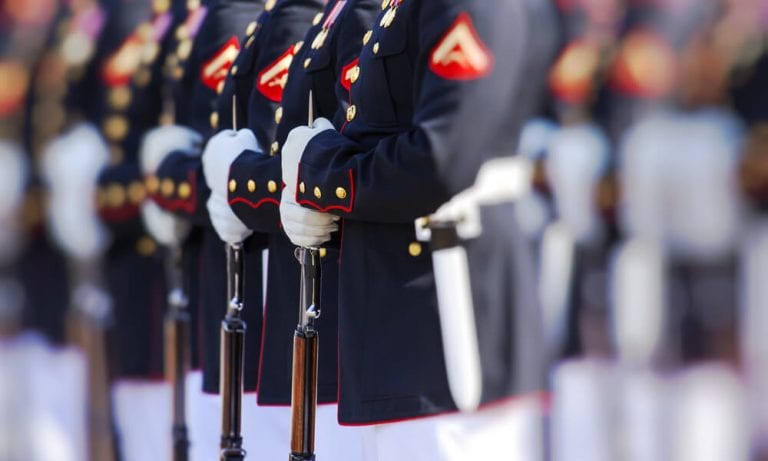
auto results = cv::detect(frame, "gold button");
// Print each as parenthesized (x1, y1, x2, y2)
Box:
(268, 180, 278, 193)
(270, 141, 279, 156)
(135, 67, 151, 87)
(228, 179, 237, 193)
(161, 178, 175, 197)
(247, 180, 256, 192)
(275, 106, 283, 124)
(350, 66, 360, 84)
(312, 12, 323, 26)
(142, 42, 160, 63)
(335, 187, 347, 199)
(106, 183, 126, 208)
(128, 181, 146, 204)
(373, 42, 380, 54)
(299, 182, 306, 194)
(313, 186, 322, 199)
(319, 247, 327, 258)
(175, 24, 188, 40)
(231, 65, 238, 75)
(217, 80, 225, 94)
(104, 115, 129, 141)
(146, 175, 159, 194)
(136, 236, 157, 256)
(408, 242, 423, 257)
(363, 30, 372, 45)
(294, 41, 304, 53)
(177, 38, 192, 60)
(178, 181, 191, 199)
(109, 86, 131, 109)
(304, 58, 312, 68)
(265, 0, 276, 10)
(245, 35, 255, 48)
(346, 104, 357, 122)
(210, 111, 219, 129)
(245, 20, 257, 36)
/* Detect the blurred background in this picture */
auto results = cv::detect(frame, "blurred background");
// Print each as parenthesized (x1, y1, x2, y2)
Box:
(1, 0, 768, 460)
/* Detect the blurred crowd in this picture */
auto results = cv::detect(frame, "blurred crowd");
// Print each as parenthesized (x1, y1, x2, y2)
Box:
(0, 0, 767, 460)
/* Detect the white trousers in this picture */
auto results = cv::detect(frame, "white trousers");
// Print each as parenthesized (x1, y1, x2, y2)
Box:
(113, 379, 172, 461)
(358, 395, 544, 461)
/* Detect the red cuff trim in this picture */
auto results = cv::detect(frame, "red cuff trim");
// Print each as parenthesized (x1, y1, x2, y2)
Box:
(228, 196, 280, 208)
(150, 170, 198, 214)
(99, 205, 140, 222)
(296, 168, 355, 213)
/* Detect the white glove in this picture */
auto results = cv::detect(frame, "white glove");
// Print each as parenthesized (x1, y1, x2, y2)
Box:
(0, 141, 27, 218)
(202, 129, 259, 198)
(41, 123, 110, 260)
(280, 117, 337, 248)
(207, 194, 252, 245)
(281, 117, 334, 195)
(140, 125, 202, 175)
(141, 201, 191, 247)
(279, 193, 338, 248)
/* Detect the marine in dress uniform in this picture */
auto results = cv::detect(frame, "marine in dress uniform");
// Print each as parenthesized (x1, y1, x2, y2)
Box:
(277, 1, 561, 458)
(138, 1, 275, 458)
(203, 0, 379, 458)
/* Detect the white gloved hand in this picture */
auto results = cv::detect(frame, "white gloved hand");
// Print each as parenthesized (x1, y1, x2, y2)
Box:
(202, 129, 259, 198)
(281, 117, 334, 195)
(207, 193, 252, 245)
(140, 125, 202, 175)
(141, 201, 191, 247)
(279, 193, 338, 248)
(0, 141, 27, 218)
(41, 123, 110, 260)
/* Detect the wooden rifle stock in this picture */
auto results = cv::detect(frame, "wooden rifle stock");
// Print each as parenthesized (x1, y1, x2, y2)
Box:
(67, 260, 118, 461)
(289, 247, 321, 461)
(220, 243, 247, 461)
(164, 247, 190, 461)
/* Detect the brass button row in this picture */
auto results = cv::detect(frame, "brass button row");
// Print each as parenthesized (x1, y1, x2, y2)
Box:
(229, 179, 279, 194)
(99, 181, 147, 209)
(298, 182, 348, 200)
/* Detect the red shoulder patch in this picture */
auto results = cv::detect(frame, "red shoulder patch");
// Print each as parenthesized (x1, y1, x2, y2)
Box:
(256, 43, 300, 102)
(428, 12, 493, 81)
(200, 36, 240, 92)
(340, 58, 359, 91)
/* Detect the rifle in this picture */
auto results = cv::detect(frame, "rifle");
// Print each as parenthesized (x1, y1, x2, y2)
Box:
(164, 246, 190, 461)
(67, 259, 118, 461)
(220, 242, 247, 460)
(289, 247, 321, 461)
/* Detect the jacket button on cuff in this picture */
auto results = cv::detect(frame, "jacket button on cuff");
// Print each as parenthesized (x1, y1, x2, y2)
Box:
(335, 187, 347, 199)
(408, 242, 422, 257)
(268, 180, 278, 193)
(299, 182, 306, 194)
(346, 104, 356, 122)
(128, 181, 146, 204)
(107, 183, 126, 208)
(247, 180, 256, 192)
(229, 179, 237, 193)
(313, 186, 322, 199)
(146, 176, 159, 194)
(178, 181, 191, 199)
(161, 179, 175, 197)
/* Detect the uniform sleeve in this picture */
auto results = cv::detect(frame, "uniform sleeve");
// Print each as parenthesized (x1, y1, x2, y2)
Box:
(296, 1, 559, 223)
(227, 151, 283, 233)
(149, 151, 211, 227)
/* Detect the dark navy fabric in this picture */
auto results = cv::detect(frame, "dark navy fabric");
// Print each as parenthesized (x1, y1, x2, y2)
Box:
(295, 0, 559, 423)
